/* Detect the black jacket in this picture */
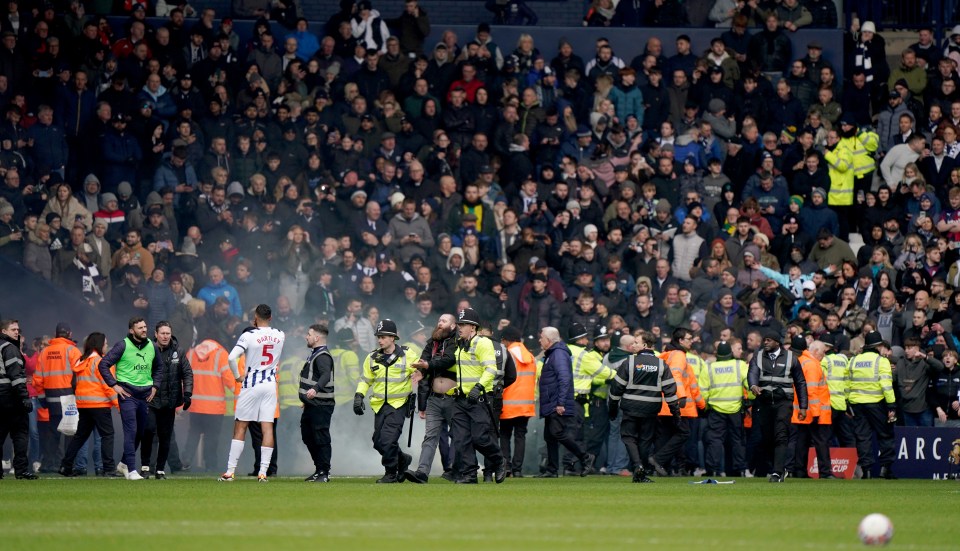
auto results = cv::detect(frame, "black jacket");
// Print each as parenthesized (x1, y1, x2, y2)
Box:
(415, 333, 457, 411)
(151, 336, 194, 409)
(0, 333, 29, 408)
(300, 346, 335, 407)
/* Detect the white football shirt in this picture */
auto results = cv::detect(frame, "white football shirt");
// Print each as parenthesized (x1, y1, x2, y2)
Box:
(232, 326, 286, 389)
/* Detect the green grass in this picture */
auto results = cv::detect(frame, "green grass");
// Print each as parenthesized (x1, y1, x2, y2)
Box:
(0, 476, 957, 550)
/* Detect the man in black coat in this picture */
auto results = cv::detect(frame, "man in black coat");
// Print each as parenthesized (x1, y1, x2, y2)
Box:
(0, 319, 37, 479)
(140, 322, 193, 479)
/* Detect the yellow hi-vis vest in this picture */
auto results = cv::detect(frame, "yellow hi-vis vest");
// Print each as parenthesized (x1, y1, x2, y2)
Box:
(826, 140, 855, 206)
(846, 351, 896, 406)
(356, 345, 420, 413)
(331, 347, 360, 405)
(277, 355, 302, 409)
(821, 352, 849, 410)
(699, 358, 748, 414)
(454, 335, 498, 394)
(569, 343, 614, 396)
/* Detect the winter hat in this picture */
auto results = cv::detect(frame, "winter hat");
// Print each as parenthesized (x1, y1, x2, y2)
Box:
(227, 181, 245, 197)
(389, 192, 405, 207)
(861, 21, 876, 33)
(326, 61, 341, 77)
(566, 200, 581, 211)
(811, 187, 827, 199)
(655, 199, 672, 213)
(0, 203, 13, 216)
(117, 181, 133, 198)
(100, 193, 118, 207)
(93, 218, 108, 229)
(145, 191, 163, 207)
(708, 98, 726, 114)
(84, 173, 100, 188)
(789, 195, 803, 208)
(583, 224, 598, 238)
(178, 237, 197, 257)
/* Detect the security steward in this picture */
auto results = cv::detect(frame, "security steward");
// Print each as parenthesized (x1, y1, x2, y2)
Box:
(300, 324, 335, 483)
(354, 319, 421, 483)
(140, 321, 193, 480)
(0, 319, 37, 479)
(450, 308, 507, 484)
(747, 328, 807, 483)
(609, 335, 679, 483)
(35, 322, 82, 472)
(791, 338, 832, 479)
(565, 324, 614, 475)
(652, 327, 704, 476)
(700, 341, 749, 477)
(846, 331, 897, 479)
(499, 326, 537, 478)
(405, 313, 458, 484)
(819, 334, 853, 446)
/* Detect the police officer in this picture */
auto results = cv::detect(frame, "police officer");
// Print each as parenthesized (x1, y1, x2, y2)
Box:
(140, 321, 193, 480)
(819, 334, 853, 446)
(846, 331, 897, 479)
(354, 319, 421, 483)
(480, 322, 516, 482)
(0, 319, 37, 479)
(747, 328, 808, 483)
(609, 334, 680, 483)
(564, 323, 614, 475)
(405, 313, 458, 484)
(301, 324, 335, 483)
(700, 341, 748, 477)
(584, 327, 615, 467)
(450, 308, 507, 484)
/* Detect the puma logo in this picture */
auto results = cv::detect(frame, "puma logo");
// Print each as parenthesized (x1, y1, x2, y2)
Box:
(135, 352, 146, 361)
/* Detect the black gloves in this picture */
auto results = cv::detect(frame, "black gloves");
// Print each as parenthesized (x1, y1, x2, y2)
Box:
(182, 396, 191, 411)
(608, 400, 619, 420)
(678, 397, 687, 408)
(22, 399, 32, 413)
(670, 405, 681, 422)
(467, 385, 482, 404)
(353, 393, 365, 416)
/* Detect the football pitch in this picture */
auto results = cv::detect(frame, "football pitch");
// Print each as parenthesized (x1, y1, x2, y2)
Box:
(1, 476, 956, 550)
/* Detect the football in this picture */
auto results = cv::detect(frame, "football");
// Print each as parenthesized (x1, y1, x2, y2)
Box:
(858, 513, 894, 546)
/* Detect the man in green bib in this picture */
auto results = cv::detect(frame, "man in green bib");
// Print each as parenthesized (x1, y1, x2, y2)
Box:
(99, 317, 163, 480)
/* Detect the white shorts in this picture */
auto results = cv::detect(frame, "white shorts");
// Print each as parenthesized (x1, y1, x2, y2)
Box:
(234, 383, 277, 422)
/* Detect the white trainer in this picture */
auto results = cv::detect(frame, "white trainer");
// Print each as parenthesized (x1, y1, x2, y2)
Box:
(117, 462, 129, 476)
(125, 470, 144, 480)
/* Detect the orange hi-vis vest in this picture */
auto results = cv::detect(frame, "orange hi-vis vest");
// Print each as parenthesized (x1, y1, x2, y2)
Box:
(36, 337, 81, 404)
(186, 340, 234, 415)
(73, 352, 117, 409)
(501, 342, 537, 419)
(793, 350, 831, 424)
(659, 348, 705, 417)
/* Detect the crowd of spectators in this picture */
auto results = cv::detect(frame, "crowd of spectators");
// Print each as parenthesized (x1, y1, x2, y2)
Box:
(0, 1, 959, 426)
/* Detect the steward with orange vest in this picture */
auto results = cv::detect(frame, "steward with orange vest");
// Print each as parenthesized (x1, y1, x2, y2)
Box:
(406, 314, 458, 484)
(60, 333, 119, 477)
(0, 320, 37, 479)
(609, 344, 679, 483)
(651, 327, 705, 476)
(747, 328, 808, 483)
(790, 337, 832, 479)
(184, 339, 233, 472)
(36, 323, 82, 471)
(140, 323, 193, 479)
(499, 326, 536, 478)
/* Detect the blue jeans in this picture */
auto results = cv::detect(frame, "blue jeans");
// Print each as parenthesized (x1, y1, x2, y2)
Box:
(73, 429, 103, 471)
(605, 411, 629, 472)
(902, 410, 933, 427)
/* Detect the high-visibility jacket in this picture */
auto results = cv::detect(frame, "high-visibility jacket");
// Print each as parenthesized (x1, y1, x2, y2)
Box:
(658, 348, 704, 417)
(610, 351, 679, 417)
(842, 131, 879, 178)
(821, 352, 849, 410)
(73, 352, 117, 409)
(277, 355, 302, 409)
(453, 335, 498, 394)
(700, 358, 748, 414)
(501, 341, 536, 419)
(331, 347, 360, 405)
(356, 345, 420, 413)
(186, 340, 234, 415)
(846, 350, 896, 406)
(793, 351, 831, 424)
(568, 343, 614, 397)
(825, 141, 855, 206)
(402, 341, 423, 360)
(36, 337, 81, 406)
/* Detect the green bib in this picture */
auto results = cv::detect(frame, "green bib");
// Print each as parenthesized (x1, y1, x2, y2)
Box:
(117, 337, 155, 387)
